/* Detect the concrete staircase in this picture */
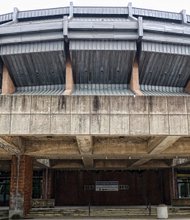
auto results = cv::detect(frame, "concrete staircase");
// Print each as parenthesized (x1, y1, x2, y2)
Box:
(29, 206, 190, 218)
(29, 206, 157, 218)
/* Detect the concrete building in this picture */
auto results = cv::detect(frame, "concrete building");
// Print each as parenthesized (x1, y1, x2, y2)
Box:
(0, 2, 190, 218)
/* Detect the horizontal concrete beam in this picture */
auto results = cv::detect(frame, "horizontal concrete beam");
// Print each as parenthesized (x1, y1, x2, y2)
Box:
(0, 136, 23, 155)
(0, 95, 189, 136)
(129, 136, 180, 167)
(21, 136, 190, 160)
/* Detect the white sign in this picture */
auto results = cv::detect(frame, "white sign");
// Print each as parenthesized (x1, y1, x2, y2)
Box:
(95, 181, 119, 191)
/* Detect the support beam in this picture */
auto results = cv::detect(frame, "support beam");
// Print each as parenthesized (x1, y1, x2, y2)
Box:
(130, 158, 150, 167)
(130, 136, 180, 168)
(76, 136, 93, 169)
(0, 137, 23, 155)
(36, 159, 50, 168)
(148, 136, 180, 155)
(129, 58, 143, 96)
(2, 65, 15, 94)
(172, 158, 190, 167)
(185, 80, 190, 93)
(64, 57, 74, 95)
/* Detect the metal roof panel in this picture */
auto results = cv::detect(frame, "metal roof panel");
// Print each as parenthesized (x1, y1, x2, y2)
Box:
(71, 42, 135, 85)
(140, 85, 189, 96)
(139, 49, 190, 87)
(73, 84, 134, 96)
(0, 41, 64, 55)
(15, 84, 64, 95)
(2, 51, 65, 87)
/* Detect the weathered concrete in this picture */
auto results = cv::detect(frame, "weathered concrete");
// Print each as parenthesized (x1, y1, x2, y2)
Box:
(0, 95, 189, 136)
(76, 136, 93, 168)
(2, 65, 15, 95)
(64, 58, 74, 95)
(129, 58, 143, 96)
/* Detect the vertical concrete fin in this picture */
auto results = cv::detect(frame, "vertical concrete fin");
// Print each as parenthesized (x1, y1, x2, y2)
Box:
(185, 80, 190, 93)
(129, 58, 143, 96)
(76, 136, 93, 169)
(64, 57, 74, 95)
(2, 65, 15, 95)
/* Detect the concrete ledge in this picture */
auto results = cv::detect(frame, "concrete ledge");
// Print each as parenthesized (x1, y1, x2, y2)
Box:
(0, 95, 189, 135)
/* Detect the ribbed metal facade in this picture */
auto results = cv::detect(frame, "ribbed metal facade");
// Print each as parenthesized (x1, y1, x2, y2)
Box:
(140, 85, 188, 96)
(139, 51, 190, 87)
(0, 41, 64, 55)
(71, 40, 136, 85)
(0, 5, 190, 96)
(17, 7, 69, 20)
(132, 7, 182, 21)
(73, 7, 128, 15)
(73, 84, 134, 96)
(0, 6, 185, 24)
(142, 42, 190, 55)
(70, 40, 136, 51)
(2, 51, 65, 87)
(0, 13, 12, 24)
(15, 84, 64, 95)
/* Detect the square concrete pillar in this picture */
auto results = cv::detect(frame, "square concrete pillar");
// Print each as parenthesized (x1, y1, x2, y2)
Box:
(9, 155, 33, 218)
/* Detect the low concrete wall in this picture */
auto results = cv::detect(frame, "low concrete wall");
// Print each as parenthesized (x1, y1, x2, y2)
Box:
(0, 95, 189, 136)
(172, 199, 190, 206)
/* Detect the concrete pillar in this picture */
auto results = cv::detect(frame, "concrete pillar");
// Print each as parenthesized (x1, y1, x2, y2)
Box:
(2, 65, 15, 94)
(9, 155, 33, 218)
(42, 169, 53, 199)
(129, 58, 143, 96)
(64, 58, 74, 95)
(185, 80, 190, 93)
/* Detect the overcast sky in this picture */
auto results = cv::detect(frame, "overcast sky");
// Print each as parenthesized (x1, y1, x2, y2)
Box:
(1, 0, 190, 14)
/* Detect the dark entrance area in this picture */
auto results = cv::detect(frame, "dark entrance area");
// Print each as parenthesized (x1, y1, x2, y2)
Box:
(54, 169, 171, 206)
(0, 171, 10, 206)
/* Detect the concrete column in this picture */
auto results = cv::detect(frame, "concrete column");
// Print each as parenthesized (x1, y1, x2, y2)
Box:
(64, 58, 74, 95)
(2, 65, 15, 94)
(42, 169, 53, 199)
(185, 80, 190, 93)
(129, 58, 143, 96)
(9, 155, 33, 218)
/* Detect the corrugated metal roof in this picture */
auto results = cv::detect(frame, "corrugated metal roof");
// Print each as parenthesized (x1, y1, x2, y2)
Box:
(73, 84, 134, 96)
(2, 51, 65, 87)
(142, 41, 190, 55)
(0, 6, 186, 25)
(139, 42, 190, 87)
(69, 18, 137, 31)
(0, 41, 64, 55)
(73, 7, 128, 15)
(70, 40, 136, 85)
(71, 17, 129, 22)
(17, 7, 69, 20)
(133, 7, 182, 21)
(143, 20, 190, 35)
(0, 13, 12, 24)
(70, 40, 136, 50)
(140, 85, 189, 96)
(15, 84, 64, 95)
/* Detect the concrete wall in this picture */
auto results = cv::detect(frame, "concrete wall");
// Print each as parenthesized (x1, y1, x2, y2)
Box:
(0, 95, 189, 136)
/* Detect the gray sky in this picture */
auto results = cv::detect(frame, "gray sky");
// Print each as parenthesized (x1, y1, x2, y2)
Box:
(1, 0, 190, 14)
